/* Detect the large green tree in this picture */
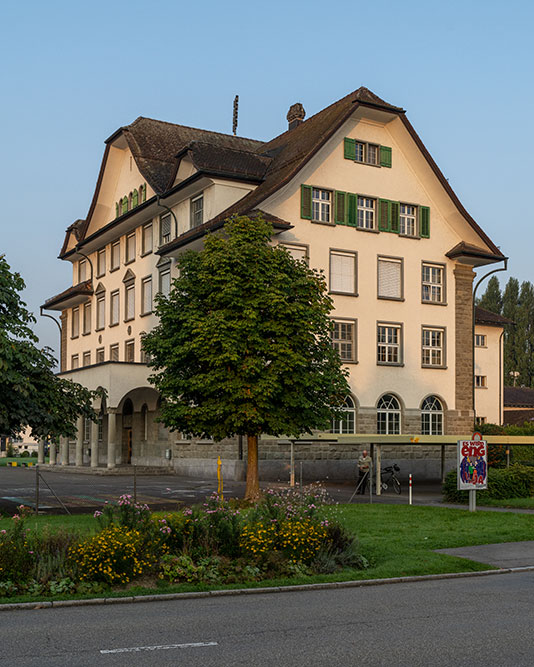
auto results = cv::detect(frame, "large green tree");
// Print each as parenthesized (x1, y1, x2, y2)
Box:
(477, 275, 502, 314)
(0, 254, 102, 441)
(502, 277, 521, 384)
(142, 216, 350, 499)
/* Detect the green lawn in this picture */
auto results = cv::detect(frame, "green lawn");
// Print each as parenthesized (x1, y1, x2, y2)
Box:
(1, 504, 533, 604)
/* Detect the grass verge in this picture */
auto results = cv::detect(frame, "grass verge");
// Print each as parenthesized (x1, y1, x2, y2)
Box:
(1, 504, 533, 605)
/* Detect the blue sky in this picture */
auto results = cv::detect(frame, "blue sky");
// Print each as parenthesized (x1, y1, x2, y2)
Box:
(1, 0, 533, 357)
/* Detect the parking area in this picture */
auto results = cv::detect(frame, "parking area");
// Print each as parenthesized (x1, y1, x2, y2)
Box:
(0, 466, 445, 515)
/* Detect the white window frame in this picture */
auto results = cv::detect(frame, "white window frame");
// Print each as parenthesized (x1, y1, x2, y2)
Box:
(331, 318, 357, 363)
(421, 326, 446, 368)
(142, 223, 153, 255)
(111, 241, 120, 271)
(71, 307, 79, 338)
(422, 262, 445, 304)
(357, 197, 375, 230)
(330, 249, 357, 295)
(377, 256, 403, 300)
(377, 322, 403, 365)
(331, 396, 356, 434)
(354, 141, 379, 165)
(190, 194, 204, 229)
(399, 203, 417, 237)
(125, 232, 136, 264)
(125, 282, 135, 321)
(475, 375, 487, 388)
(421, 396, 444, 435)
(97, 249, 106, 277)
(312, 188, 331, 223)
(377, 394, 401, 434)
(110, 290, 120, 326)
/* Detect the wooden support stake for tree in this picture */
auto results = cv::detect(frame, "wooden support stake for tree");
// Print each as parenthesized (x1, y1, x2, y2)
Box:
(245, 434, 260, 501)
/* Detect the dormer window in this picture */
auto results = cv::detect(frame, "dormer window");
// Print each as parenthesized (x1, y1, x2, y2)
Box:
(190, 194, 204, 229)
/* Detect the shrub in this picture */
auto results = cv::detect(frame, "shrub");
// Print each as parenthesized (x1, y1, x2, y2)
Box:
(31, 451, 38, 458)
(70, 525, 156, 585)
(94, 495, 152, 532)
(20, 451, 30, 458)
(443, 465, 534, 502)
(0, 506, 35, 583)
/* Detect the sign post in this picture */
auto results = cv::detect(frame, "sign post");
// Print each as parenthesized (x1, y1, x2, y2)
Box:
(457, 432, 487, 512)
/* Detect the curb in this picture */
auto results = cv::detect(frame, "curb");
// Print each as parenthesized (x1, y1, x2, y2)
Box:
(2, 565, 534, 612)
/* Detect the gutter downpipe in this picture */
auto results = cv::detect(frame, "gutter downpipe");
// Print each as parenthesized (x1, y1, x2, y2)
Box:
(472, 257, 508, 429)
(156, 195, 179, 240)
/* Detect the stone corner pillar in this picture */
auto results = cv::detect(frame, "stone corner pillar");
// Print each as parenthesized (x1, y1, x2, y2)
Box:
(49, 441, 57, 466)
(90, 418, 99, 468)
(107, 409, 118, 470)
(37, 439, 45, 465)
(453, 263, 476, 425)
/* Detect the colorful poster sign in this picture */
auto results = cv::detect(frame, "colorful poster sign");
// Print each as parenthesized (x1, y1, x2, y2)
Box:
(457, 432, 488, 490)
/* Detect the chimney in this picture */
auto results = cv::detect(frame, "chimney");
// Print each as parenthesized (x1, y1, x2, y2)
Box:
(286, 103, 306, 130)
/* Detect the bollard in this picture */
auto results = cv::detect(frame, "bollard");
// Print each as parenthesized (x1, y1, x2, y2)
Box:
(409, 473, 412, 505)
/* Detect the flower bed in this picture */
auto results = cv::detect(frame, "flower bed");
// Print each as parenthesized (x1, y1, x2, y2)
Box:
(0, 487, 366, 598)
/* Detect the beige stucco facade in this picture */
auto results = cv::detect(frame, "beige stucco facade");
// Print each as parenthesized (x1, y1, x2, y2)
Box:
(44, 88, 506, 479)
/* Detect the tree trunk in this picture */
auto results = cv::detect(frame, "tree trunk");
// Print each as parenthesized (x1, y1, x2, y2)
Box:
(244, 434, 260, 501)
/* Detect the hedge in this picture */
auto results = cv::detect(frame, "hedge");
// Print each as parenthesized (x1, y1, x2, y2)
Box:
(443, 465, 534, 503)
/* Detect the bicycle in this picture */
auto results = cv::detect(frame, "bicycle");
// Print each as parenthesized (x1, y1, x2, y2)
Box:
(380, 464, 401, 494)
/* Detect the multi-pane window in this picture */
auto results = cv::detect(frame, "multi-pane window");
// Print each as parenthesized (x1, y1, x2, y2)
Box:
(312, 188, 331, 223)
(96, 293, 105, 330)
(331, 320, 357, 363)
(354, 141, 379, 165)
(125, 340, 135, 362)
(279, 243, 308, 263)
(377, 394, 401, 434)
(422, 327, 445, 367)
(422, 263, 445, 303)
(126, 233, 136, 263)
(98, 416, 103, 442)
(83, 302, 91, 335)
(378, 257, 402, 300)
(71, 354, 79, 370)
(78, 259, 87, 283)
(141, 277, 152, 315)
(475, 334, 487, 347)
(110, 290, 120, 326)
(160, 213, 171, 245)
(357, 197, 375, 229)
(159, 267, 171, 296)
(82, 351, 91, 367)
(330, 250, 357, 294)
(110, 343, 119, 362)
(400, 204, 417, 236)
(475, 375, 487, 388)
(190, 195, 204, 228)
(142, 224, 153, 255)
(355, 142, 365, 162)
(377, 323, 402, 364)
(97, 249, 106, 277)
(111, 241, 120, 271)
(421, 396, 443, 435)
(96, 348, 105, 364)
(125, 283, 135, 321)
(331, 396, 356, 434)
(83, 417, 91, 443)
(71, 307, 79, 338)
(475, 416, 487, 426)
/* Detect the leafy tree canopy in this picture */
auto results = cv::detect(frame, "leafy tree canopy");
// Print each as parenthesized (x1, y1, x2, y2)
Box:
(0, 254, 102, 440)
(142, 216, 350, 441)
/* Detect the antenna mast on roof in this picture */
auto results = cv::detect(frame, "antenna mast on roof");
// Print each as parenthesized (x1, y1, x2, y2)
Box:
(232, 95, 239, 135)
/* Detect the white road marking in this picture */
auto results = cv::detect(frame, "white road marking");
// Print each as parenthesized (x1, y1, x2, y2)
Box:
(100, 641, 218, 654)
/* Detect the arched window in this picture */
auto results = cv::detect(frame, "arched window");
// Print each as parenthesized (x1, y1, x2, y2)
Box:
(128, 192, 133, 209)
(377, 394, 401, 434)
(115, 202, 119, 218)
(141, 404, 148, 441)
(132, 189, 139, 208)
(421, 396, 443, 435)
(140, 183, 146, 203)
(331, 396, 356, 434)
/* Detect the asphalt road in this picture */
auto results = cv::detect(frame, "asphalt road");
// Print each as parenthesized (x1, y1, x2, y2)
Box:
(2, 571, 534, 666)
(0, 466, 442, 515)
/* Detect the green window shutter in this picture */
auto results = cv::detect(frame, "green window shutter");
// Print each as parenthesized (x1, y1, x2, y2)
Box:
(420, 206, 430, 238)
(335, 191, 347, 224)
(378, 199, 390, 231)
(344, 138, 356, 160)
(301, 185, 312, 219)
(380, 145, 392, 168)
(115, 202, 119, 218)
(132, 189, 139, 208)
(347, 193, 357, 227)
(121, 197, 128, 215)
(390, 201, 400, 233)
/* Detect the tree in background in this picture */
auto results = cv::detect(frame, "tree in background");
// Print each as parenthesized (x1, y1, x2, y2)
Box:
(0, 254, 102, 441)
(501, 277, 521, 385)
(477, 275, 502, 314)
(142, 216, 350, 500)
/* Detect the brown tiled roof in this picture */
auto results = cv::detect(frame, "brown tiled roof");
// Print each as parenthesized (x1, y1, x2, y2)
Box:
(504, 386, 534, 407)
(475, 306, 513, 327)
(446, 242, 505, 263)
(121, 118, 264, 193)
(180, 142, 271, 181)
(503, 409, 534, 426)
